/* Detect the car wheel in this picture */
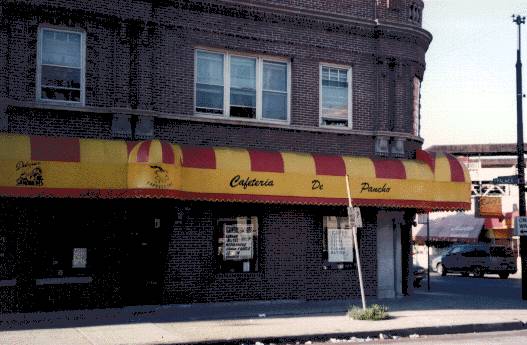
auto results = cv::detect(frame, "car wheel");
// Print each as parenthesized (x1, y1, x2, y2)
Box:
(437, 263, 446, 276)
(473, 267, 484, 278)
(499, 273, 509, 279)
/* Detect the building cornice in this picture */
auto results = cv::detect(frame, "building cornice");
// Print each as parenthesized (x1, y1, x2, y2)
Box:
(4, 99, 424, 144)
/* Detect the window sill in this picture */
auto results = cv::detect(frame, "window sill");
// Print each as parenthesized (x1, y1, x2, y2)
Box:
(37, 99, 85, 107)
(194, 112, 290, 126)
(35, 277, 93, 285)
(215, 271, 261, 275)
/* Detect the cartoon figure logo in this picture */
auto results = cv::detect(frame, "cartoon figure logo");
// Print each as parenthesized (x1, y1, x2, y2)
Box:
(147, 165, 172, 188)
(16, 161, 44, 186)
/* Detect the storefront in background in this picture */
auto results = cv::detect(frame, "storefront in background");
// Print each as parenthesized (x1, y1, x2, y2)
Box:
(0, 133, 471, 311)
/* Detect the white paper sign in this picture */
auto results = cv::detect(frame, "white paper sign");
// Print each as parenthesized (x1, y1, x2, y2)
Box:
(72, 248, 87, 268)
(223, 224, 254, 261)
(347, 207, 363, 228)
(328, 228, 354, 262)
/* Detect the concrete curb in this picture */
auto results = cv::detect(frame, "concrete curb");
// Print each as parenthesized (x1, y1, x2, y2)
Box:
(176, 321, 527, 345)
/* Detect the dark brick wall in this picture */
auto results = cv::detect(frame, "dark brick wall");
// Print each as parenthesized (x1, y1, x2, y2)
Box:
(1, 198, 377, 310)
(163, 202, 378, 303)
(8, 108, 113, 139)
(1, 0, 429, 158)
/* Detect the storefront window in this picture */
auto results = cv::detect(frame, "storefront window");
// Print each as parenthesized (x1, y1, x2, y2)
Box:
(323, 216, 354, 270)
(216, 216, 258, 273)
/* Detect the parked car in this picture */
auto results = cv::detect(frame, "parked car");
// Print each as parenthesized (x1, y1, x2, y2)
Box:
(432, 244, 516, 279)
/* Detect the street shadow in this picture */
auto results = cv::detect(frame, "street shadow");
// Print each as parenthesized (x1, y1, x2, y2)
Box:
(1, 274, 527, 332)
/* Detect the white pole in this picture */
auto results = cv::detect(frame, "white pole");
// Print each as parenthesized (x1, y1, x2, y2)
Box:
(345, 175, 367, 310)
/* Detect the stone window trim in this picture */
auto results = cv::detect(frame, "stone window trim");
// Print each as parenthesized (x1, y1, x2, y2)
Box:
(319, 63, 353, 129)
(194, 48, 291, 125)
(36, 26, 86, 106)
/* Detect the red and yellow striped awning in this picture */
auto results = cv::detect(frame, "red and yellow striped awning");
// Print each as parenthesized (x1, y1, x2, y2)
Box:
(0, 134, 471, 210)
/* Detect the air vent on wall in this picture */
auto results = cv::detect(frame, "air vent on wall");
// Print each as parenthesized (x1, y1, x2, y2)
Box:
(375, 136, 390, 156)
(391, 138, 405, 156)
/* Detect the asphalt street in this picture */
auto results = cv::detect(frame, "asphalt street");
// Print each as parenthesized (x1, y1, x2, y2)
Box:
(421, 271, 522, 300)
(368, 330, 527, 344)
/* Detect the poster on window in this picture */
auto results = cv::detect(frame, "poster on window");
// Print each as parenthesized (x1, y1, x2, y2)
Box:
(328, 228, 354, 262)
(72, 248, 87, 268)
(223, 224, 254, 261)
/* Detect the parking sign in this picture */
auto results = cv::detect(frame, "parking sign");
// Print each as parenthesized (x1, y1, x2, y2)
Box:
(515, 216, 527, 236)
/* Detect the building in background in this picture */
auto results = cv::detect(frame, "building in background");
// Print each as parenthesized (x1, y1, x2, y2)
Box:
(413, 144, 521, 269)
(0, 0, 470, 312)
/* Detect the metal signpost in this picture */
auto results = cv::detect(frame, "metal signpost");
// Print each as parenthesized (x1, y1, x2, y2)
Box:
(417, 213, 430, 291)
(513, 14, 527, 300)
(345, 175, 367, 310)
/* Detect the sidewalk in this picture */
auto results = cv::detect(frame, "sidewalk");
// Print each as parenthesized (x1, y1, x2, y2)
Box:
(2, 275, 527, 345)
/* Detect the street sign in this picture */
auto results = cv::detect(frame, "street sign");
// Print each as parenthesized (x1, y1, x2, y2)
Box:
(515, 216, 527, 236)
(493, 175, 519, 185)
(347, 207, 363, 228)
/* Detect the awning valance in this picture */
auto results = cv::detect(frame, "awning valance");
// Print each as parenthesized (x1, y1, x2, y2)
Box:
(0, 134, 471, 210)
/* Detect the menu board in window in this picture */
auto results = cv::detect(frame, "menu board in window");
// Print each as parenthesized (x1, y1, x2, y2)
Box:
(223, 224, 254, 261)
(327, 228, 354, 263)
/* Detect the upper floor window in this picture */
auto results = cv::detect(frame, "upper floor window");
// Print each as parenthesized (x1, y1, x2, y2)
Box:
(320, 65, 352, 128)
(195, 50, 289, 122)
(37, 28, 85, 104)
(412, 77, 421, 136)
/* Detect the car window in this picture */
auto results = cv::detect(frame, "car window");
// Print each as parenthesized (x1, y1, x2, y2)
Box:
(451, 247, 464, 254)
(490, 246, 513, 257)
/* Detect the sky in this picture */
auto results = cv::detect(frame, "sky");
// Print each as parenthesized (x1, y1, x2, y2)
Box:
(421, 0, 527, 147)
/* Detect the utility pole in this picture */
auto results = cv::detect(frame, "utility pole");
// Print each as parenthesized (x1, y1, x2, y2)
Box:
(513, 14, 527, 300)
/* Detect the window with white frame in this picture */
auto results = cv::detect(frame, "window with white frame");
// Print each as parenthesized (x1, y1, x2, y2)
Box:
(320, 65, 352, 127)
(195, 50, 289, 122)
(412, 76, 421, 136)
(37, 28, 85, 104)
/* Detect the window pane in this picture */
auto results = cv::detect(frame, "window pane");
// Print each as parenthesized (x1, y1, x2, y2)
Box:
(412, 77, 421, 135)
(322, 84, 348, 118)
(230, 57, 256, 118)
(322, 67, 329, 80)
(41, 87, 81, 102)
(329, 68, 339, 81)
(321, 67, 349, 120)
(197, 51, 224, 86)
(196, 83, 224, 111)
(263, 61, 287, 92)
(262, 91, 287, 120)
(230, 56, 256, 89)
(41, 65, 81, 89)
(42, 29, 81, 67)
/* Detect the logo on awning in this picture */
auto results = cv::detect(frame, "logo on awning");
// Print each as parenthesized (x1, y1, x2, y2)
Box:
(16, 161, 43, 187)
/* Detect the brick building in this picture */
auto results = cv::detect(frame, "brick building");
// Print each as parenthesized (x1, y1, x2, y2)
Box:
(0, 0, 470, 311)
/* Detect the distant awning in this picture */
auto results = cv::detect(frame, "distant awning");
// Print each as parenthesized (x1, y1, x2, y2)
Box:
(0, 134, 471, 210)
(413, 213, 485, 244)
